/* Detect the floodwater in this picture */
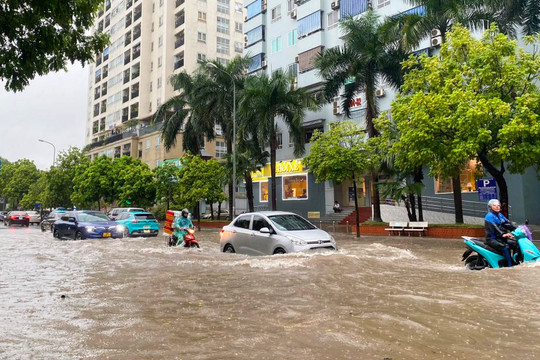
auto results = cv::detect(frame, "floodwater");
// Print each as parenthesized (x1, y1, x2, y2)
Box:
(0, 225, 539, 360)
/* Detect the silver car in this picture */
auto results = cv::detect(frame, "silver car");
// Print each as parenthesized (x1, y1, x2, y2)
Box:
(26, 211, 41, 225)
(220, 211, 337, 255)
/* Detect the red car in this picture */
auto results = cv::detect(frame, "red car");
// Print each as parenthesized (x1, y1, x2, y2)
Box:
(3, 211, 30, 227)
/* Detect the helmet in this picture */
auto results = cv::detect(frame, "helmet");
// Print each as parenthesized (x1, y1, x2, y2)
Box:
(181, 208, 189, 215)
(487, 199, 500, 209)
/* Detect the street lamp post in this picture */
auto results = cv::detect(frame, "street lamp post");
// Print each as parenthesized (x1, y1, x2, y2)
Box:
(38, 139, 56, 167)
(206, 62, 236, 217)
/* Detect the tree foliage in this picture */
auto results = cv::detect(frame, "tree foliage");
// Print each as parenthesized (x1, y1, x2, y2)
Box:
(0, 159, 40, 208)
(387, 25, 540, 215)
(71, 155, 114, 209)
(113, 157, 156, 208)
(0, 0, 108, 91)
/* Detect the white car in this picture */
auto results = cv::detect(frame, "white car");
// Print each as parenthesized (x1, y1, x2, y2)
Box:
(26, 211, 41, 225)
(220, 211, 337, 255)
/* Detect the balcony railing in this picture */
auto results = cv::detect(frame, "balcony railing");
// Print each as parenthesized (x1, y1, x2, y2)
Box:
(175, 38, 184, 48)
(174, 59, 184, 70)
(175, 17, 185, 27)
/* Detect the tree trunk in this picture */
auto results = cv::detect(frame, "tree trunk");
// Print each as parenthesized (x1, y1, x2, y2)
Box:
(413, 167, 424, 221)
(270, 130, 277, 211)
(210, 203, 214, 220)
(217, 202, 221, 220)
(452, 175, 464, 224)
(245, 171, 254, 212)
(371, 170, 383, 222)
(478, 152, 509, 218)
(196, 202, 201, 231)
(227, 182, 233, 220)
(408, 193, 417, 221)
(352, 172, 360, 238)
(403, 195, 414, 221)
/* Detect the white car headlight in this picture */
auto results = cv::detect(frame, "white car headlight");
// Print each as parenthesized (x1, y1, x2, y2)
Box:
(330, 235, 336, 243)
(286, 235, 307, 246)
(85, 226, 96, 232)
(116, 225, 125, 232)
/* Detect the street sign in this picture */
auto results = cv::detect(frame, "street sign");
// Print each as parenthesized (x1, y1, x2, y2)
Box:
(476, 178, 498, 202)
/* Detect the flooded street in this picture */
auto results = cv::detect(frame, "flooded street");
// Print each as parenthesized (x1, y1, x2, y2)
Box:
(1, 225, 539, 359)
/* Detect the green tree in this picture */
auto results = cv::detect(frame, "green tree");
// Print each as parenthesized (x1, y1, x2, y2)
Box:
(46, 147, 90, 208)
(72, 155, 114, 209)
(113, 156, 156, 208)
(0, 159, 40, 209)
(154, 162, 182, 210)
(173, 154, 227, 227)
(482, 0, 540, 37)
(240, 69, 319, 211)
(20, 172, 48, 210)
(303, 122, 377, 237)
(389, 25, 540, 221)
(0, 0, 108, 92)
(315, 9, 409, 222)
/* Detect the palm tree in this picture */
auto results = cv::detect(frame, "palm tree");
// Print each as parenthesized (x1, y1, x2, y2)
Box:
(153, 56, 251, 218)
(239, 70, 319, 211)
(315, 9, 409, 222)
(482, 0, 540, 37)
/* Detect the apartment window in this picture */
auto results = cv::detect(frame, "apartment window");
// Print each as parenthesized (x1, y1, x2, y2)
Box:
(138, 142, 143, 157)
(234, 41, 243, 53)
(156, 135, 161, 147)
(160, 0, 164, 6)
(271, 36, 282, 53)
(216, 37, 229, 54)
(197, 53, 207, 62)
(159, 35, 163, 47)
(247, 53, 263, 73)
(235, 22, 242, 33)
(288, 131, 293, 147)
(246, 25, 264, 47)
(174, 52, 184, 69)
(298, 11, 322, 38)
(217, 0, 230, 13)
(159, 15, 163, 27)
(246, 0, 263, 20)
(328, 10, 339, 30)
(298, 46, 323, 73)
(217, 17, 230, 34)
(235, 2, 242, 12)
(271, 5, 281, 21)
(175, 10, 185, 27)
(276, 133, 283, 149)
(287, 0, 295, 11)
(217, 57, 229, 65)
(215, 141, 227, 158)
(215, 124, 223, 135)
(198, 11, 207, 22)
(340, 0, 369, 18)
(157, 77, 162, 88)
(158, 56, 162, 68)
(198, 32, 206, 43)
(377, 0, 391, 8)
(146, 139, 151, 149)
(287, 29, 298, 46)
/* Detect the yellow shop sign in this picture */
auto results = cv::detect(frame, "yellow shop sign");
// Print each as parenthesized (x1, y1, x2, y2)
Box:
(251, 159, 304, 181)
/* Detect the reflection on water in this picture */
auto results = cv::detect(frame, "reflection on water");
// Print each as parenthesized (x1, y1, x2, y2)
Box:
(0, 226, 539, 359)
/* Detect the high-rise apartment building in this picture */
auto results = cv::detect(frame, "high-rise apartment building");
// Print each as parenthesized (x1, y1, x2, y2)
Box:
(85, 0, 245, 168)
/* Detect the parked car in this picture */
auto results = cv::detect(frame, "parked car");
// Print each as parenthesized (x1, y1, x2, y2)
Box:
(220, 211, 337, 255)
(40, 209, 68, 232)
(114, 211, 159, 237)
(3, 211, 30, 227)
(52, 210, 124, 240)
(26, 210, 41, 225)
(202, 209, 230, 219)
(107, 207, 145, 220)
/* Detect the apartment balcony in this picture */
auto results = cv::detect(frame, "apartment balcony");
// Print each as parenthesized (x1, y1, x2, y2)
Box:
(131, 110, 138, 119)
(174, 59, 184, 70)
(125, 35, 132, 46)
(125, 15, 132, 27)
(94, 91, 100, 100)
(122, 114, 129, 122)
(175, 17, 185, 28)
(176, 0, 185, 7)
(124, 54, 131, 65)
(175, 38, 184, 48)
(123, 94, 130, 103)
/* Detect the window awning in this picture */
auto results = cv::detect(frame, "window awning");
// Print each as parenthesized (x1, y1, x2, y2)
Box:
(302, 119, 324, 129)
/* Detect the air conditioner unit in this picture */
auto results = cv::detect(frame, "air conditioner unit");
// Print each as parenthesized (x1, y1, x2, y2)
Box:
(261, 60, 267, 68)
(290, 9, 297, 19)
(331, 0, 340, 10)
(431, 36, 443, 47)
(293, 78, 298, 89)
(375, 88, 385, 97)
(244, 15, 248, 22)
(431, 28, 441, 38)
(332, 100, 341, 115)
(294, 55, 299, 63)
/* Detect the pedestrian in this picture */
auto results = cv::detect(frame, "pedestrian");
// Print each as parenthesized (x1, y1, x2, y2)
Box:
(333, 200, 342, 213)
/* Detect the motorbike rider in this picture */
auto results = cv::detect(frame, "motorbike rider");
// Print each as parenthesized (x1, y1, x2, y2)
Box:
(173, 209, 194, 246)
(484, 199, 517, 266)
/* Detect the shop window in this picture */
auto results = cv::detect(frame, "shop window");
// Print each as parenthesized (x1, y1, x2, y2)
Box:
(260, 181, 268, 202)
(435, 160, 482, 193)
(282, 174, 308, 200)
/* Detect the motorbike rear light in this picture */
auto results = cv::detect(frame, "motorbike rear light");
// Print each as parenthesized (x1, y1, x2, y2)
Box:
(25, 216, 30, 219)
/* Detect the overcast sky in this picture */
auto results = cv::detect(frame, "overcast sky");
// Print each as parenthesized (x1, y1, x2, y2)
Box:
(0, 63, 89, 170)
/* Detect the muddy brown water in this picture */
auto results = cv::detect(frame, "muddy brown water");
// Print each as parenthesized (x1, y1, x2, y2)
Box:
(0, 226, 539, 359)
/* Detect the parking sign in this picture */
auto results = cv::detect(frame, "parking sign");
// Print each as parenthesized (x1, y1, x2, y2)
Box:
(476, 178, 498, 202)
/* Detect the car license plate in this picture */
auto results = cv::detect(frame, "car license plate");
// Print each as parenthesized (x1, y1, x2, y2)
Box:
(143, 226, 150, 229)
(18, 216, 22, 219)
(103, 233, 111, 237)
(144, 230, 150, 233)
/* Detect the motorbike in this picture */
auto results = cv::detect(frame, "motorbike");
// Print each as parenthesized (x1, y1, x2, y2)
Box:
(462, 225, 539, 270)
(167, 227, 200, 248)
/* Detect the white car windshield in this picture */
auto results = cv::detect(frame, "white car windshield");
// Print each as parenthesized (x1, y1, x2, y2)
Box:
(268, 214, 316, 231)
(77, 212, 109, 222)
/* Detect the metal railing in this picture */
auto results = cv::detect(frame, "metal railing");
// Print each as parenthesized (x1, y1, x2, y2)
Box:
(415, 195, 511, 218)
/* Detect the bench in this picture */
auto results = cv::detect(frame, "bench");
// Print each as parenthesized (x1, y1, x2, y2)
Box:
(404, 222, 429, 237)
(385, 221, 408, 236)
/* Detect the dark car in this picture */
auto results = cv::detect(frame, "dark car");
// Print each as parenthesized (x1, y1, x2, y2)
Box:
(40, 209, 68, 232)
(52, 210, 124, 240)
(0, 211, 7, 222)
(3, 211, 30, 227)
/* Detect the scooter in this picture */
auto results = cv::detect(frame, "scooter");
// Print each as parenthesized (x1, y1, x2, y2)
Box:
(167, 228, 200, 248)
(462, 225, 540, 270)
